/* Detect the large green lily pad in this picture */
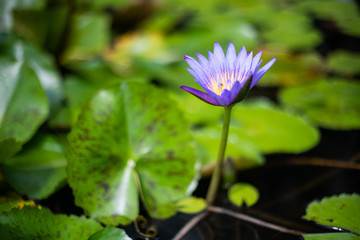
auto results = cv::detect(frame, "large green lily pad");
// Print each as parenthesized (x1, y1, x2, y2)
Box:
(279, 79, 360, 130)
(0, 206, 103, 240)
(303, 233, 360, 240)
(67, 82, 198, 225)
(305, 193, 360, 235)
(231, 100, 319, 154)
(2, 134, 67, 199)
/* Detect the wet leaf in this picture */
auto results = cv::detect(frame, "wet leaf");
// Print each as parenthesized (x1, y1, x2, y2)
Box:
(231, 100, 320, 153)
(67, 82, 198, 224)
(0, 36, 64, 115)
(0, 59, 49, 161)
(176, 197, 207, 214)
(305, 193, 360, 235)
(89, 226, 132, 240)
(2, 134, 67, 199)
(279, 79, 360, 129)
(0, 206, 103, 240)
(228, 183, 259, 207)
(303, 233, 360, 240)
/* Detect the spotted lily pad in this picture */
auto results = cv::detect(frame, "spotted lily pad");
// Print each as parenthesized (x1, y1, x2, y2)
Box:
(67, 82, 198, 225)
(0, 206, 103, 240)
(279, 79, 360, 130)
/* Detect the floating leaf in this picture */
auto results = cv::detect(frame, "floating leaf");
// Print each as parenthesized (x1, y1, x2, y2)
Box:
(262, 11, 321, 51)
(305, 193, 360, 235)
(0, 206, 103, 240)
(0, 59, 49, 161)
(2, 134, 67, 199)
(67, 82, 198, 225)
(228, 183, 259, 207)
(231, 100, 319, 153)
(279, 79, 360, 130)
(327, 51, 360, 76)
(303, 233, 360, 240)
(89, 226, 132, 240)
(176, 197, 207, 214)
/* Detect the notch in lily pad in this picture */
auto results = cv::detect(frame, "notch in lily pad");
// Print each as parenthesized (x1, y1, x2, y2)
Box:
(228, 183, 259, 207)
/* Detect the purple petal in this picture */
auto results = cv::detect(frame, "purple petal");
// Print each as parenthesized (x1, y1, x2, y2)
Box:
(213, 42, 225, 63)
(252, 57, 277, 87)
(251, 50, 262, 73)
(180, 86, 220, 106)
(217, 89, 233, 106)
(184, 56, 203, 74)
(226, 42, 237, 69)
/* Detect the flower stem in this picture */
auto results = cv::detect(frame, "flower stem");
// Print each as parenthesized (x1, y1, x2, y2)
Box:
(206, 106, 232, 205)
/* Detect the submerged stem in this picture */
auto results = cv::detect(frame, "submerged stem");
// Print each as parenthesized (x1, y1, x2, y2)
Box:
(206, 107, 232, 205)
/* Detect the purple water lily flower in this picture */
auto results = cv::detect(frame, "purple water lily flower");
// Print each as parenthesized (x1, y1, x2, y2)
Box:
(181, 42, 276, 107)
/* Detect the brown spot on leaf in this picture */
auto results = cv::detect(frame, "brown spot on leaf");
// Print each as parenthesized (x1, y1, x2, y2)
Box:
(167, 151, 174, 160)
(98, 182, 110, 196)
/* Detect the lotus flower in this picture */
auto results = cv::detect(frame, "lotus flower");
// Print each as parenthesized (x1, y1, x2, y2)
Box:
(181, 42, 276, 107)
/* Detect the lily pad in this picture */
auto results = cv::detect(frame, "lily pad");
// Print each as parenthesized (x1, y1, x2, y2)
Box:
(327, 51, 360, 76)
(89, 226, 132, 240)
(2, 134, 67, 199)
(67, 82, 198, 225)
(231, 100, 320, 153)
(0, 206, 103, 240)
(262, 11, 321, 51)
(228, 183, 259, 207)
(304, 193, 360, 235)
(0, 59, 49, 161)
(303, 233, 360, 240)
(279, 79, 360, 130)
(176, 197, 207, 214)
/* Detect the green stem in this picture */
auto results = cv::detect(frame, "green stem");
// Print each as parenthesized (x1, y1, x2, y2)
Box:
(206, 106, 232, 205)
